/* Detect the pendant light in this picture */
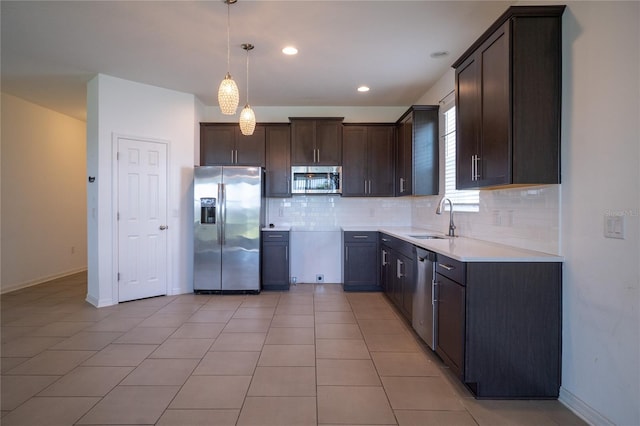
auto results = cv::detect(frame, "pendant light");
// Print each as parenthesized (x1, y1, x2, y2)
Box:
(218, 0, 239, 115)
(239, 43, 256, 136)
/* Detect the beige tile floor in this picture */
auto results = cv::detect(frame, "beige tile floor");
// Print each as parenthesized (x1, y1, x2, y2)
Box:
(0, 272, 587, 425)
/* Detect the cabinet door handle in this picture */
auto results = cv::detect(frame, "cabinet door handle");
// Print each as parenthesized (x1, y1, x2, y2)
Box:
(381, 238, 390, 242)
(352, 235, 369, 239)
(438, 263, 455, 271)
(399, 177, 405, 193)
(267, 234, 283, 238)
(232, 150, 236, 164)
(471, 155, 481, 181)
(397, 259, 404, 279)
(471, 156, 475, 181)
(382, 249, 388, 266)
(285, 246, 288, 261)
(472, 155, 481, 181)
(345, 246, 349, 262)
(317, 149, 320, 163)
(364, 180, 368, 194)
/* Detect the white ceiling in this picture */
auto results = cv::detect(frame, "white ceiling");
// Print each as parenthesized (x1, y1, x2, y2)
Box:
(1, 1, 514, 121)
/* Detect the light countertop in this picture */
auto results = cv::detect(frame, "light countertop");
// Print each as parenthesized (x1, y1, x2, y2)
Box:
(343, 226, 563, 263)
(262, 226, 291, 232)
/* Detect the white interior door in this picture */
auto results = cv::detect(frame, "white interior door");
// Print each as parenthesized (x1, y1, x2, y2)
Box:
(117, 137, 168, 302)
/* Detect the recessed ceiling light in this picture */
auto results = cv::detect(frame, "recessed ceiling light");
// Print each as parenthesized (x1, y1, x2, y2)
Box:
(357, 86, 370, 92)
(282, 46, 298, 55)
(430, 51, 449, 59)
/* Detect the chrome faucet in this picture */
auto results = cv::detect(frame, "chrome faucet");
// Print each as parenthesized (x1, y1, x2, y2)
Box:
(436, 197, 456, 237)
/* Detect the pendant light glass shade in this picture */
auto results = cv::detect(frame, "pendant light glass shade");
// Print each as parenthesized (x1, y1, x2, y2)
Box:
(218, 0, 238, 115)
(218, 73, 239, 115)
(239, 43, 256, 136)
(239, 105, 256, 135)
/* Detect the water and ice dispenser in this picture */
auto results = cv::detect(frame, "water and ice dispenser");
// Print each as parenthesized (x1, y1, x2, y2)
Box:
(200, 198, 216, 224)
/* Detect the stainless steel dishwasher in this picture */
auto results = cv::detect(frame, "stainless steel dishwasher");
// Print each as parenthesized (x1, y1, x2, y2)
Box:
(413, 247, 437, 350)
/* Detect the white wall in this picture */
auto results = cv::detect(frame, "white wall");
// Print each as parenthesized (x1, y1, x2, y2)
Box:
(415, 3, 640, 425)
(1, 93, 87, 293)
(559, 3, 639, 425)
(86, 74, 196, 306)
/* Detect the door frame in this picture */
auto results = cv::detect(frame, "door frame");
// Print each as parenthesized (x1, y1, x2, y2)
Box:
(111, 133, 171, 303)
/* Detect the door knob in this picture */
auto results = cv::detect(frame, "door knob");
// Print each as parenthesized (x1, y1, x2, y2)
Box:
(159, 225, 168, 230)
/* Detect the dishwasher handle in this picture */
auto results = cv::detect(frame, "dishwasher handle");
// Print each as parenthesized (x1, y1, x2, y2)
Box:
(416, 249, 436, 263)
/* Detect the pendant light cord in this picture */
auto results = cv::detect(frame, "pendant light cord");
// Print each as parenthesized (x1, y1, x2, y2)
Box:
(226, 2, 231, 73)
(245, 47, 250, 104)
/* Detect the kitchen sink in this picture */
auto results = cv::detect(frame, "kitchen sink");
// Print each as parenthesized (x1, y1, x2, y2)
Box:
(408, 234, 447, 240)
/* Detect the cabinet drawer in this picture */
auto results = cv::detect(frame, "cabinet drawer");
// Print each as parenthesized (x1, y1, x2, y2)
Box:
(379, 233, 413, 258)
(344, 231, 377, 243)
(436, 255, 466, 285)
(262, 231, 289, 242)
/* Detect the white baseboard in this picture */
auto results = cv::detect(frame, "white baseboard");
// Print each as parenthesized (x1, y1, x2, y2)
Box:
(1, 267, 87, 294)
(559, 387, 614, 426)
(85, 294, 116, 308)
(170, 285, 192, 296)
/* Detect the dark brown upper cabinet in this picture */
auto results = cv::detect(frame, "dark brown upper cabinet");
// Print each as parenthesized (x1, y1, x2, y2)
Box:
(395, 106, 439, 196)
(453, 5, 565, 190)
(342, 124, 395, 197)
(290, 118, 343, 166)
(200, 123, 265, 166)
(265, 124, 291, 197)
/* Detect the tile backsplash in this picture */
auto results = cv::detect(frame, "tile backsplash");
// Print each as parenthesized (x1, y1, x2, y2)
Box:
(266, 184, 560, 255)
(267, 196, 412, 229)
(412, 185, 560, 255)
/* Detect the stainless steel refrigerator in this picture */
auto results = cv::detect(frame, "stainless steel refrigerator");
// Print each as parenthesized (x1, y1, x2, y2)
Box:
(193, 166, 264, 292)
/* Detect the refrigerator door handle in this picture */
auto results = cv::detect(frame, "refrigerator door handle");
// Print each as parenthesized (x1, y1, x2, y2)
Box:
(217, 183, 225, 244)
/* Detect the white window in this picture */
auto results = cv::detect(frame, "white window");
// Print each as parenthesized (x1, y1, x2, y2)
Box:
(441, 102, 479, 212)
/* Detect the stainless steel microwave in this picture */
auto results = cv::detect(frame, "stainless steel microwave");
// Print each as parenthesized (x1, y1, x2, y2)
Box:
(291, 166, 342, 195)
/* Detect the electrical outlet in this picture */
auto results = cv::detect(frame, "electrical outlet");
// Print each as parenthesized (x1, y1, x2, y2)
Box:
(316, 274, 324, 283)
(492, 210, 502, 226)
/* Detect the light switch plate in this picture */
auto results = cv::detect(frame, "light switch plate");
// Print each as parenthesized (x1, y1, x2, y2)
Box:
(604, 215, 625, 239)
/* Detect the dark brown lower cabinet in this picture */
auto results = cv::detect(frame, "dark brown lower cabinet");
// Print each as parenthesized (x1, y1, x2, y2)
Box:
(435, 273, 465, 378)
(261, 231, 289, 291)
(379, 233, 415, 320)
(435, 255, 562, 399)
(343, 232, 380, 291)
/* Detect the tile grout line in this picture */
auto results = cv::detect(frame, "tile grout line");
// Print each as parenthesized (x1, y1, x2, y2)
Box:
(235, 291, 279, 425)
(349, 293, 400, 426)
